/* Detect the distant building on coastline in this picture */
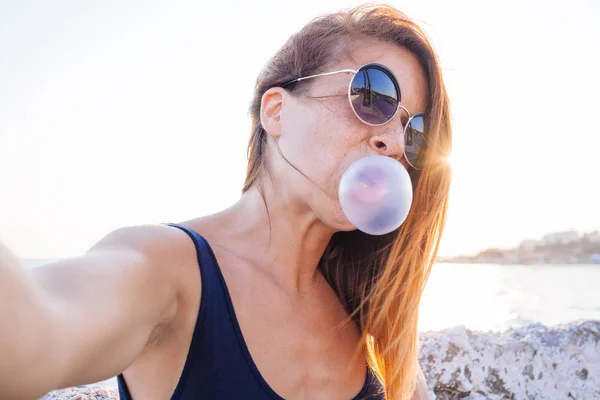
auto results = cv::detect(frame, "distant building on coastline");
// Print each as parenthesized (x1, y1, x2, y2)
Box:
(541, 231, 580, 246)
(517, 240, 542, 262)
(584, 231, 600, 244)
(519, 240, 541, 251)
(439, 229, 600, 265)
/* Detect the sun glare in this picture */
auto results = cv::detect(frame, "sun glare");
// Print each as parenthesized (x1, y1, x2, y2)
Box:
(443, 153, 453, 167)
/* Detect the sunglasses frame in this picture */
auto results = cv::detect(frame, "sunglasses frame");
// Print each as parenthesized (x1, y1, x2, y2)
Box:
(281, 63, 425, 168)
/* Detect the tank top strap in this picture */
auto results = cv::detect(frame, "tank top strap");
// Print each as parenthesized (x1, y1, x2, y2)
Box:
(165, 223, 224, 322)
(119, 223, 225, 400)
(167, 223, 215, 275)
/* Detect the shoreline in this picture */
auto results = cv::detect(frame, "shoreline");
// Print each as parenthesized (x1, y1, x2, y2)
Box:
(436, 260, 600, 266)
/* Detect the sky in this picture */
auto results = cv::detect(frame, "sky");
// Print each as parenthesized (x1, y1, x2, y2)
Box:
(1, 0, 599, 259)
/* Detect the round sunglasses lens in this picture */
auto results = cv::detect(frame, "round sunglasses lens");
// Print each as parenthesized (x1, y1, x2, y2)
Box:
(405, 114, 425, 168)
(350, 67, 399, 125)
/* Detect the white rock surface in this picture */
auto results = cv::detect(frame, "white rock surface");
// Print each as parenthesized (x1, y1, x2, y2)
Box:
(40, 321, 599, 399)
(419, 320, 600, 399)
(41, 386, 117, 400)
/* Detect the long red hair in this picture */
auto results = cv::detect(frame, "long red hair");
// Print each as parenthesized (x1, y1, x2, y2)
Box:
(244, 5, 452, 399)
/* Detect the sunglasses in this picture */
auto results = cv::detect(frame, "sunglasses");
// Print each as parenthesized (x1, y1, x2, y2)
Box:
(281, 63, 426, 169)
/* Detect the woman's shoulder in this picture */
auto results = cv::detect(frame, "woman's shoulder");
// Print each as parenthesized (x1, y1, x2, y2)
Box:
(97, 222, 205, 307)
(99, 222, 203, 262)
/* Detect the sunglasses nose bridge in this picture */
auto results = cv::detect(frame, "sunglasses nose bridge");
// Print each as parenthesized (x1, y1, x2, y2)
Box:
(396, 104, 411, 124)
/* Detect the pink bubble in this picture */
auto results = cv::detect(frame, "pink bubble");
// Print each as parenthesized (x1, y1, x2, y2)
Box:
(339, 156, 413, 235)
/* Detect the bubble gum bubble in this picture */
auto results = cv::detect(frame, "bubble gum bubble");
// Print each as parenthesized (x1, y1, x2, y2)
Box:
(339, 156, 413, 235)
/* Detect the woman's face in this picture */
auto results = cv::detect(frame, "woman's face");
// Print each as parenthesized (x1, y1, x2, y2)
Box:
(262, 40, 428, 231)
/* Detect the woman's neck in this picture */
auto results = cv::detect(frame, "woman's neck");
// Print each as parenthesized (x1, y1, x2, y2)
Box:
(201, 185, 335, 294)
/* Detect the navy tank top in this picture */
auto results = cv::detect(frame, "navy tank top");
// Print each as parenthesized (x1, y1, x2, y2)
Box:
(117, 224, 385, 399)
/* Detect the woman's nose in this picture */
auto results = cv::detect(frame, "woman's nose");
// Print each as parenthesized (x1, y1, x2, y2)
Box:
(368, 129, 405, 159)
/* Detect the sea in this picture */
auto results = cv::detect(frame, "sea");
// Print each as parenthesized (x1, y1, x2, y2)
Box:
(419, 262, 600, 332)
(23, 260, 600, 390)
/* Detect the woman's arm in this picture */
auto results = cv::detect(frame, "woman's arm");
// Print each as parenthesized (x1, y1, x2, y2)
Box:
(0, 225, 193, 400)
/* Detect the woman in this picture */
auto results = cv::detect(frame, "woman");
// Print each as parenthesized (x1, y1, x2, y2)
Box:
(0, 4, 451, 400)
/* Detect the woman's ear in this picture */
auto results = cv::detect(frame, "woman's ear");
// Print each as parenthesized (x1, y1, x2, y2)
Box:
(260, 87, 286, 139)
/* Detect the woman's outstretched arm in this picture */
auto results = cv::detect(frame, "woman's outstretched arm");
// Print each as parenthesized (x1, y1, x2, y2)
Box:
(0, 225, 192, 400)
